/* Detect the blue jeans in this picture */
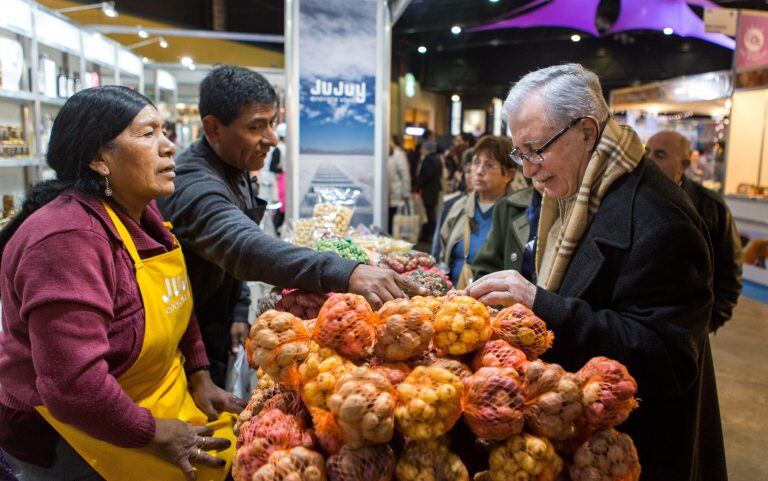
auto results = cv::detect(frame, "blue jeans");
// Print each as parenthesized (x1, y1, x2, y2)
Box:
(1, 440, 103, 481)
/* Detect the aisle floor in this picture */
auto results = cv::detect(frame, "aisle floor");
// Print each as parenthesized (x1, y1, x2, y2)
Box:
(711, 296, 768, 481)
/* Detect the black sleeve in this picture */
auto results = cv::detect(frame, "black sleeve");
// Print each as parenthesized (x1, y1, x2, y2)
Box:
(709, 204, 743, 332)
(269, 148, 282, 173)
(532, 220, 713, 401)
(232, 282, 251, 324)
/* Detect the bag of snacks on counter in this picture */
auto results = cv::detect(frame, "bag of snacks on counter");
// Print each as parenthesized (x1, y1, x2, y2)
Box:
(488, 433, 563, 481)
(433, 295, 492, 356)
(328, 367, 396, 449)
(313, 294, 376, 360)
(310, 407, 346, 456)
(394, 366, 464, 441)
(299, 347, 354, 410)
(491, 304, 554, 359)
(395, 439, 469, 481)
(576, 357, 638, 431)
(286, 218, 319, 248)
(277, 289, 330, 322)
(374, 299, 434, 362)
(472, 339, 528, 372)
(248, 446, 327, 481)
(369, 358, 411, 386)
(569, 428, 641, 481)
(378, 251, 436, 274)
(247, 310, 313, 387)
(316, 239, 371, 264)
(414, 353, 473, 381)
(326, 444, 396, 481)
(523, 360, 582, 440)
(462, 367, 526, 440)
(313, 187, 359, 238)
(403, 268, 450, 297)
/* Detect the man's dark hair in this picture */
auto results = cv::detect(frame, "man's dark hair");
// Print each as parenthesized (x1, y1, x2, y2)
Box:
(461, 132, 476, 147)
(199, 65, 278, 125)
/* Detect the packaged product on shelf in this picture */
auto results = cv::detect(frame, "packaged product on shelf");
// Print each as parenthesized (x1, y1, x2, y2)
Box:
(433, 296, 492, 356)
(313, 187, 359, 238)
(523, 360, 583, 440)
(326, 444, 396, 481)
(374, 299, 434, 362)
(576, 357, 638, 431)
(394, 366, 464, 441)
(313, 294, 376, 360)
(491, 304, 554, 359)
(487, 433, 563, 481)
(395, 438, 469, 481)
(348, 232, 414, 257)
(569, 428, 641, 481)
(461, 367, 526, 441)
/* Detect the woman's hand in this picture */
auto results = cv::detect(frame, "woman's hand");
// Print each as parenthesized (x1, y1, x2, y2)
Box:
(147, 418, 231, 481)
(188, 369, 246, 421)
(466, 270, 537, 308)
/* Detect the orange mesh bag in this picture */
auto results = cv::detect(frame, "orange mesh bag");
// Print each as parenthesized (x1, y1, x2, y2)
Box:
(395, 439, 469, 481)
(569, 429, 641, 481)
(433, 295, 492, 356)
(326, 444, 396, 481)
(310, 407, 345, 456)
(327, 366, 396, 448)
(491, 304, 554, 359)
(472, 339, 528, 372)
(523, 360, 583, 441)
(251, 447, 327, 481)
(576, 357, 638, 431)
(369, 358, 411, 386)
(299, 347, 355, 410)
(236, 384, 310, 436)
(394, 366, 464, 441)
(461, 367, 526, 440)
(314, 294, 376, 360)
(374, 299, 434, 362)
(409, 295, 442, 317)
(247, 310, 313, 387)
(488, 433, 563, 481)
(415, 353, 473, 381)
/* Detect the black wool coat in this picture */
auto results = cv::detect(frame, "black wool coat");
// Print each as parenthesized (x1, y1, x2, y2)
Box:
(533, 159, 727, 481)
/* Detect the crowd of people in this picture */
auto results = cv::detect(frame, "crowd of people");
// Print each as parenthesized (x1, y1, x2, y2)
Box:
(0, 62, 743, 481)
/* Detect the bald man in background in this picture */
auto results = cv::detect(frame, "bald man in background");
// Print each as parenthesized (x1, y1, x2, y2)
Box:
(646, 131, 743, 332)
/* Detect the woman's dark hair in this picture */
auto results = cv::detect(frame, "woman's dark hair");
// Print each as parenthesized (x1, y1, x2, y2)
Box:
(0, 86, 153, 264)
(473, 135, 515, 174)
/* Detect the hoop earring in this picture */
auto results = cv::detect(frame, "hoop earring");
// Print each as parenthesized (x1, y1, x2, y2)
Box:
(104, 176, 112, 197)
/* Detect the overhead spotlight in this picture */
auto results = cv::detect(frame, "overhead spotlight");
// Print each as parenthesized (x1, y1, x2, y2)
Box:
(417, 45, 427, 54)
(663, 27, 673, 35)
(101, 1, 118, 18)
(159, 37, 169, 48)
(138, 28, 148, 39)
(180, 56, 194, 67)
(571, 34, 581, 42)
(489, 0, 499, 3)
(57, 1, 118, 18)
(451, 25, 462, 35)
(142, 57, 149, 63)
(451, 94, 461, 102)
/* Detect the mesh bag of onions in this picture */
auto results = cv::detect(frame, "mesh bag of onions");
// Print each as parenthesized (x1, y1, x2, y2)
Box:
(415, 353, 474, 381)
(276, 289, 330, 320)
(491, 304, 554, 359)
(433, 295, 492, 356)
(369, 358, 412, 386)
(246, 310, 313, 387)
(310, 407, 345, 456)
(488, 433, 563, 481)
(326, 444, 396, 481)
(374, 299, 434, 362)
(236, 384, 310, 437)
(298, 347, 354, 410)
(313, 294, 376, 360)
(569, 428, 641, 481)
(523, 360, 582, 441)
(395, 439, 469, 481)
(394, 366, 464, 441)
(472, 339, 528, 372)
(249, 446, 327, 481)
(576, 357, 638, 431)
(461, 367, 526, 441)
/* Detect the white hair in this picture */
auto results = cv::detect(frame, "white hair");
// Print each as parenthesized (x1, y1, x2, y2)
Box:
(503, 63, 610, 130)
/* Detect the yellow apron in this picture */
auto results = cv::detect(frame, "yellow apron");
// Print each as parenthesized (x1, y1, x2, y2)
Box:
(36, 202, 236, 481)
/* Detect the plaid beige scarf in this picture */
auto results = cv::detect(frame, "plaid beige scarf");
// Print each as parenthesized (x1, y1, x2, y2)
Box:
(536, 117, 645, 292)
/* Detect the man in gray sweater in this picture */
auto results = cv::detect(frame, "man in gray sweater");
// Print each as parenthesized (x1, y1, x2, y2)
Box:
(158, 66, 419, 386)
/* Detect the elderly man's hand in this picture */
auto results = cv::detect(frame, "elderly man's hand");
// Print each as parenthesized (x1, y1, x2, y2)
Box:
(466, 270, 537, 308)
(348, 264, 426, 309)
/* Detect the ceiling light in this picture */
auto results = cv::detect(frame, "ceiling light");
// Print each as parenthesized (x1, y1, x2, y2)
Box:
(189, 64, 196, 71)
(138, 29, 148, 39)
(571, 34, 581, 42)
(181, 56, 193, 67)
(142, 57, 149, 63)
(159, 37, 169, 48)
(489, 0, 499, 3)
(451, 25, 462, 35)
(101, 1, 118, 18)
(451, 94, 461, 102)
(663, 27, 673, 35)
(417, 45, 427, 54)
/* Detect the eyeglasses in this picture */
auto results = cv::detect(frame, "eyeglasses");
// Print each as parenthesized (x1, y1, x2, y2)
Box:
(470, 159, 502, 172)
(509, 116, 588, 165)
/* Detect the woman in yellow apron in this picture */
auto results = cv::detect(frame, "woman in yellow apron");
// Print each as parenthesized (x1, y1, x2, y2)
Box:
(0, 87, 241, 481)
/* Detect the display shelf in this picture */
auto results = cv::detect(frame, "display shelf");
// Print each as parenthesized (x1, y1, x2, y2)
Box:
(39, 95, 66, 107)
(0, 156, 40, 168)
(0, 88, 35, 104)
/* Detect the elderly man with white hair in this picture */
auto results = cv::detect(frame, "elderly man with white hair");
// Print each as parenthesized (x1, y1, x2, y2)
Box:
(467, 64, 726, 481)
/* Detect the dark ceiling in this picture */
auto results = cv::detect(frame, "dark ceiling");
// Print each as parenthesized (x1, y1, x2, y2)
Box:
(107, 0, 768, 103)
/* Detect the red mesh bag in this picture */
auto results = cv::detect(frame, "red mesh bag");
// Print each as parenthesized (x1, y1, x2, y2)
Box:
(327, 366, 396, 448)
(415, 353, 473, 381)
(433, 295, 492, 356)
(314, 294, 376, 360)
(374, 299, 434, 362)
(378, 251, 436, 273)
(491, 304, 554, 359)
(299, 347, 354, 410)
(395, 439, 469, 481)
(277, 289, 330, 320)
(569, 429, 641, 481)
(251, 447, 327, 481)
(237, 408, 313, 450)
(488, 433, 563, 481)
(310, 407, 345, 456)
(235, 383, 306, 437)
(247, 310, 313, 387)
(394, 366, 464, 441)
(326, 444, 396, 481)
(472, 339, 528, 372)
(523, 360, 583, 440)
(461, 367, 526, 440)
(576, 357, 638, 430)
(369, 359, 411, 386)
